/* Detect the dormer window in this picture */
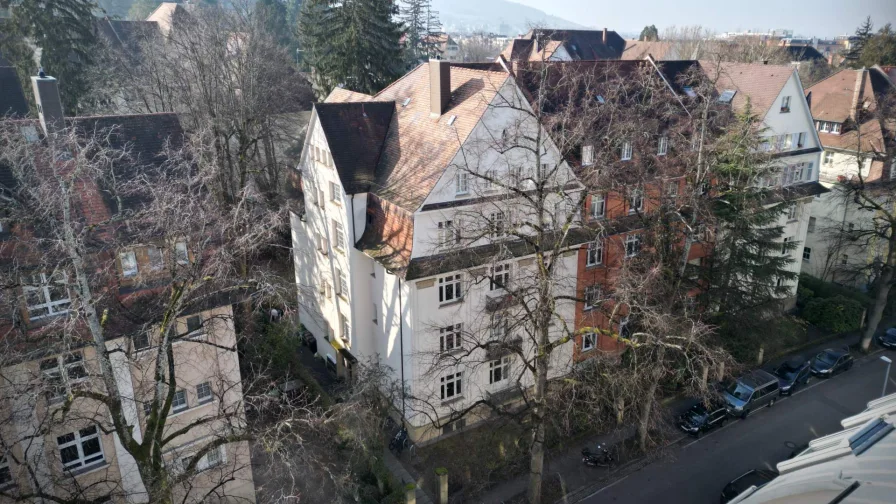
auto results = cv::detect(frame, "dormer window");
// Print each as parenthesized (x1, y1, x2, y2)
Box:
(817, 121, 842, 134)
(780, 96, 791, 113)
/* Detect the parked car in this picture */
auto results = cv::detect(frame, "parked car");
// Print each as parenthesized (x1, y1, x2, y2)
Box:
(810, 347, 854, 377)
(878, 327, 896, 349)
(773, 358, 811, 395)
(678, 400, 728, 437)
(722, 370, 780, 419)
(720, 469, 778, 503)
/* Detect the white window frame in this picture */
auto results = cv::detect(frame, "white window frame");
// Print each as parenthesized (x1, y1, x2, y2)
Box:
(831, 122, 842, 134)
(782, 236, 792, 255)
(586, 238, 604, 267)
(482, 169, 497, 191)
(621, 141, 632, 161)
(823, 151, 834, 164)
(582, 145, 594, 166)
(171, 389, 188, 413)
(438, 274, 462, 304)
(665, 180, 679, 197)
(490, 263, 511, 291)
(583, 284, 600, 311)
(24, 272, 71, 321)
(657, 136, 668, 156)
(802, 247, 811, 262)
(440, 371, 462, 400)
(625, 234, 642, 258)
(796, 132, 806, 148)
(340, 313, 350, 340)
(329, 181, 340, 203)
(57, 425, 105, 472)
(119, 251, 138, 278)
(629, 189, 644, 213)
(455, 171, 469, 195)
(780, 95, 791, 112)
(439, 323, 462, 353)
(808, 217, 816, 233)
(783, 134, 793, 150)
(174, 241, 189, 265)
(490, 312, 508, 340)
(582, 332, 596, 352)
(590, 193, 605, 219)
(0, 453, 12, 489)
(489, 211, 507, 239)
(148, 247, 164, 271)
(336, 268, 348, 298)
(333, 220, 346, 250)
(438, 220, 459, 249)
(196, 382, 213, 404)
(489, 356, 512, 385)
(787, 203, 799, 221)
(41, 352, 87, 403)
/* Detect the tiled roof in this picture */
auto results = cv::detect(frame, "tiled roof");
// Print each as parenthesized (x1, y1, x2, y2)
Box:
(621, 40, 674, 61)
(698, 61, 794, 118)
(0, 65, 28, 117)
(783, 46, 824, 61)
(94, 18, 160, 51)
(502, 29, 627, 62)
(315, 101, 394, 194)
(501, 39, 535, 61)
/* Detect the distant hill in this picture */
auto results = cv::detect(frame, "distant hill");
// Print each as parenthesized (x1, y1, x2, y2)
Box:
(431, 0, 589, 36)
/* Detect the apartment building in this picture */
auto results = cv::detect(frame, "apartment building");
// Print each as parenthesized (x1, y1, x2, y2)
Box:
(802, 67, 895, 288)
(0, 74, 254, 503)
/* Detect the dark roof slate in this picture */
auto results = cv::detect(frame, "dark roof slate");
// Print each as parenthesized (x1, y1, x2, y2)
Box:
(0, 65, 28, 117)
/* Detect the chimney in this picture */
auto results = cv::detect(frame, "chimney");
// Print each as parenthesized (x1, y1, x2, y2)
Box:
(602, 28, 608, 44)
(850, 68, 866, 122)
(429, 59, 451, 117)
(31, 68, 64, 136)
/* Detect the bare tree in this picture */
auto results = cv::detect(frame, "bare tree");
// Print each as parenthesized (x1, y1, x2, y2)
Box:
(458, 34, 501, 63)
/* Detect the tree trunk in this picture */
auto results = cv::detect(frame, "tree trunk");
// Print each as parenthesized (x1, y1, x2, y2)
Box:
(861, 243, 894, 351)
(527, 345, 549, 504)
(638, 346, 665, 452)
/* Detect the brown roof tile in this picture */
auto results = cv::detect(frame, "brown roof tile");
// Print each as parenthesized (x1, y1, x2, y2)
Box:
(698, 61, 794, 117)
(621, 40, 674, 61)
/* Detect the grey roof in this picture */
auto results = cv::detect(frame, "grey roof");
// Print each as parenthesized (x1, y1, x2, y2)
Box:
(0, 65, 28, 117)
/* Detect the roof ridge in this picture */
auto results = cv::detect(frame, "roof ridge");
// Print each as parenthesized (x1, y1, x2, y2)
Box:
(805, 68, 850, 91)
(373, 62, 427, 99)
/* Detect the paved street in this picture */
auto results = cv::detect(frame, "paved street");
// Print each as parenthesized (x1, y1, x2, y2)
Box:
(580, 347, 896, 504)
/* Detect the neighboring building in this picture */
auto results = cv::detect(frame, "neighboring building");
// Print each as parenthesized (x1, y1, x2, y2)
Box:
(801, 67, 895, 287)
(733, 392, 896, 504)
(430, 33, 460, 62)
(701, 61, 825, 307)
(620, 40, 680, 61)
(0, 75, 254, 503)
(500, 28, 627, 62)
(146, 2, 191, 37)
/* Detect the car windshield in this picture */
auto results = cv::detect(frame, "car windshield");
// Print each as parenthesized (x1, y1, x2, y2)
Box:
(726, 381, 753, 401)
(816, 352, 839, 366)
(775, 363, 800, 380)
(686, 404, 708, 422)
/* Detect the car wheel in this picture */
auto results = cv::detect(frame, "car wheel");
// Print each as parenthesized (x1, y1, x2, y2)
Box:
(769, 397, 776, 407)
(741, 409, 750, 419)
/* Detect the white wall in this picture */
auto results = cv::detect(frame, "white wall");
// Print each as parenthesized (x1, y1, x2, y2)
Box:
(818, 149, 871, 184)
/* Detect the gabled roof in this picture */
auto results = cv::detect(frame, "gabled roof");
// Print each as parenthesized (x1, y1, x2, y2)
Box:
(314, 101, 394, 194)
(0, 65, 28, 117)
(783, 45, 824, 61)
(621, 40, 675, 61)
(503, 29, 627, 62)
(501, 39, 535, 61)
(698, 61, 794, 117)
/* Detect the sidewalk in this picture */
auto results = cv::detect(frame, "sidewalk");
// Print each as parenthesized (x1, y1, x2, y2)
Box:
(479, 316, 896, 504)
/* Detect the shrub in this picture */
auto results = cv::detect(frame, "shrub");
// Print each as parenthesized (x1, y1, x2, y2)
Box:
(803, 295, 864, 333)
(798, 274, 871, 306)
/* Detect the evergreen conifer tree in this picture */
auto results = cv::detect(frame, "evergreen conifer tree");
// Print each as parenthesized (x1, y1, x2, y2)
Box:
(844, 16, 874, 65)
(400, 0, 441, 67)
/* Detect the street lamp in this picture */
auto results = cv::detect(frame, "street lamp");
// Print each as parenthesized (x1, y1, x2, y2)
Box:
(881, 356, 893, 398)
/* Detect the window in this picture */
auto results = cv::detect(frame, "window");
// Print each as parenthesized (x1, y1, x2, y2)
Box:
(455, 171, 469, 195)
(619, 316, 631, 340)
(787, 204, 798, 221)
(438, 220, 460, 248)
(186, 315, 202, 336)
(841, 254, 848, 265)
(489, 357, 511, 384)
(489, 211, 507, 239)
(205, 446, 222, 469)
(775, 135, 787, 151)
(583, 284, 600, 311)
(119, 251, 138, 278)
(582, 145, 594, 166)
(831, 122, 842, 134)
(329, 181, 340, 202)
(372, 303, 378, 325)
(57, 426, 104, 471)
(333, 220, 346, 250)
(196, 382, 213, 404)
(148, 247, 164, 271)
(174, 241, 189, 265)
(625, 234, 642, 258)
(41, 352, 87, 402)
(629, 189, 644, 213)
(796, 132, 806, 148)
(586, 238, 604, 266)
(490, 263, 511, 291)
(802, 247, 811, 262)
(808, 217, 816, 233)
(657, 136, 668, 156)
(317, 187, 325, 208)
(780, 95, 791, 113)
(440, 372, 462, 400)
(805, 162, 814, 181)
(818, 121, 830, 133)
(718, 89, 736, 103)
(438, 274, 462, 303)
(340, 313, 350, 340)
(439, 324, 462, 353)
(782, 237, 792, 255)
(665, 180, 679, 198)
(172, 389, 188, 412)
(823, 151, 834, 164)
(538, 163, 550, 182)
(482, 169, 497, 191)
(24, 272, 71, 320)
(582, 332, 596, 352)
(596, 94, 606, 103)
(336, 268, 348, 298)
(318, 235, 329, 255)
(181, 446, 225, 474)
(621, 142, 632, 161)
(783, 134, 793, 150)
(133, 332, 150, 351)
(590, 194, 605, 219)
(0, 454, 11, 488)
(682, 86, 696, 98)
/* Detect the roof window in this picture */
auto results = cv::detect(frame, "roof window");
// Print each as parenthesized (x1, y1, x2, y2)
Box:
(682, 86, 697, 98)
(718, 89, 736, 103)
(848, 418, 893, 456)
(402, 97, 411, 107)
(447, 115, 457, 126)
(596, 95, 605, 104)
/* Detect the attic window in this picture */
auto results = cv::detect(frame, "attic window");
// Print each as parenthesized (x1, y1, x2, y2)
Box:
(682, 86, 697, 98)
(402, 97, 411, 107)
(447, 115, 457, 126)
(718, 89, 736, 103)
(595, 95, 605, 104)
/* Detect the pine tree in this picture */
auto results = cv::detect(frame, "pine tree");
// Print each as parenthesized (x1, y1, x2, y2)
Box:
(400, 0, 441, 67)
(638, 25, 659, 42)
(299, 0, 403, 98)
(844, 16, 874, 66)
(703, 103, 799, 326)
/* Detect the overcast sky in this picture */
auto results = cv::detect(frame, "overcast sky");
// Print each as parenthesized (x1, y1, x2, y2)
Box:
(511, 0, 896, 38)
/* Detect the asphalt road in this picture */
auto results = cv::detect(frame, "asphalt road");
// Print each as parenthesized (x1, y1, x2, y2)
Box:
(581, 347, 896, 504)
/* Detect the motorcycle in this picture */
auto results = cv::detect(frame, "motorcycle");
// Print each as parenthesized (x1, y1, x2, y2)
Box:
(581, 443, 615, 467)
(389, 426, 409, 455)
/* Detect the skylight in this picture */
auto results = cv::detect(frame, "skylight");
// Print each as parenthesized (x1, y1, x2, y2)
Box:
(596, 95, 605, 104)
(447, 115, 457, 126)
(718, 89, 736, 103)
(848, 418, 894, 456)
(682, 86, 697, 98)
(402, 97, 411, 107)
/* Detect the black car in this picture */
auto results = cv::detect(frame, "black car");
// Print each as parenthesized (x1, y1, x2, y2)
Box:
(878, 327, 896, 349)
(773, 358, 811, 395)
(720, 469, 777, 503)
(678, 401, 728, 437)
(810, 348, 854, 378)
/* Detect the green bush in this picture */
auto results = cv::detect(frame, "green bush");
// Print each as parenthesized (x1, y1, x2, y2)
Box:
(803, 295, 864, 333)
(798, 274, 872, 306)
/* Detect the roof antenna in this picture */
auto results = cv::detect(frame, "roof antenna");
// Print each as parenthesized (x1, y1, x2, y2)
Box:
(38, 67, 47, 78)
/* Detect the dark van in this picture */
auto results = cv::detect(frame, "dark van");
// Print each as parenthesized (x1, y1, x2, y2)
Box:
(722, 370, 780, 419)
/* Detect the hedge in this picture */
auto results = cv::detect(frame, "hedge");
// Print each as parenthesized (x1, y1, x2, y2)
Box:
(803, 295, 864, 333)
(798, 274, 872, 306)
